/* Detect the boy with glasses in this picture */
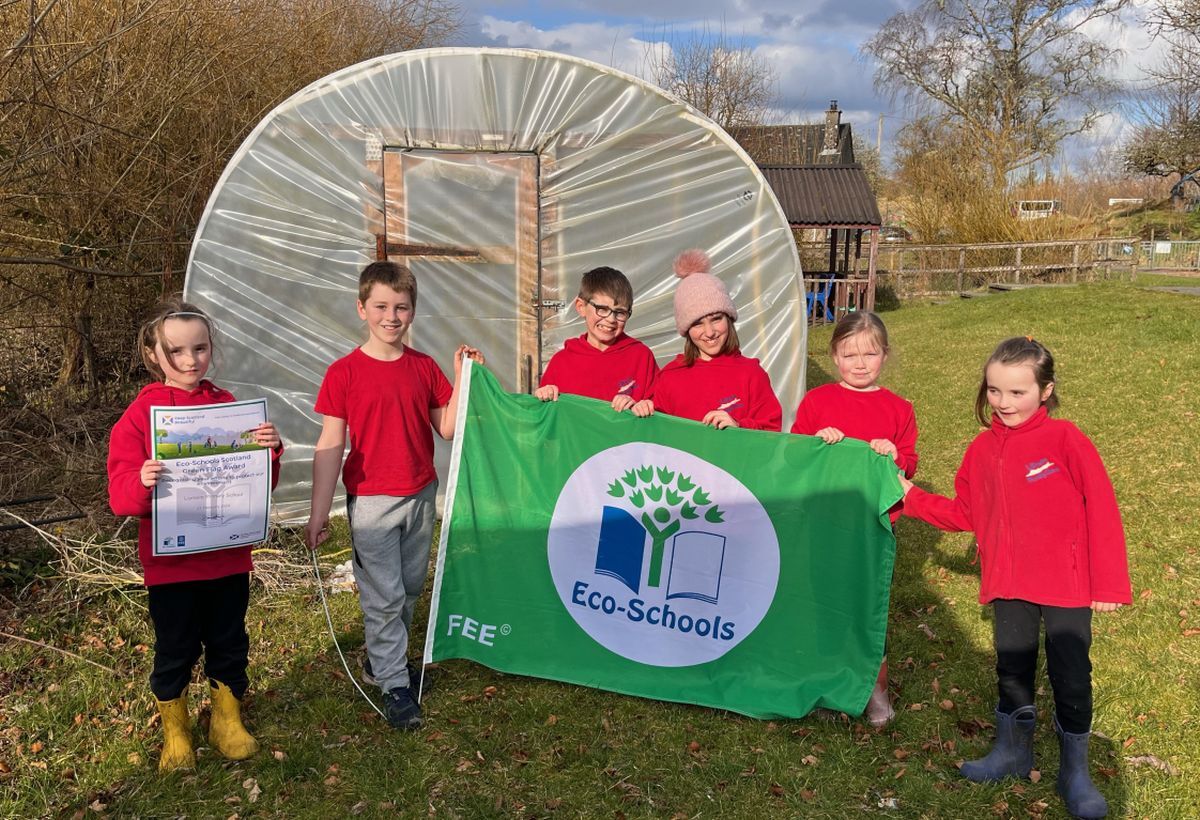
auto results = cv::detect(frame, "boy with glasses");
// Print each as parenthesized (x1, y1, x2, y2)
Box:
(535, 266, 658, 410)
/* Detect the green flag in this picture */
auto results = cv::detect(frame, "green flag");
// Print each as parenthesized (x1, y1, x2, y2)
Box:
(426, 362, 902, 719)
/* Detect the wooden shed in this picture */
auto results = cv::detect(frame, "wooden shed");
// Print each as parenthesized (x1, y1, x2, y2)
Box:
(731, 101, 883, 321)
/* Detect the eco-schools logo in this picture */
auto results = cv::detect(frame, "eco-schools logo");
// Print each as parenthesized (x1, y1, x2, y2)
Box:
(547, 443, 779, 667)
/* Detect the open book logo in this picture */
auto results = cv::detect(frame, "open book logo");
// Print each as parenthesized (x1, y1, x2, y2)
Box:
(597, 464, 728, 604)
(548, 443, 779, 668)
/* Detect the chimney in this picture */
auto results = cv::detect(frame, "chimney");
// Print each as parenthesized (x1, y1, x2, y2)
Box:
(821, 99, 841, 160)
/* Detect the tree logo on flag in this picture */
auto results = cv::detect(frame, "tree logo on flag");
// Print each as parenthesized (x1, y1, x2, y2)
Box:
(597, 465, 726, 603)
(547, 442, 779, 667)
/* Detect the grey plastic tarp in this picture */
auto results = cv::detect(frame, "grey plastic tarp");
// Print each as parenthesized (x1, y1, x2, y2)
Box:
(184, 47, 806, 522)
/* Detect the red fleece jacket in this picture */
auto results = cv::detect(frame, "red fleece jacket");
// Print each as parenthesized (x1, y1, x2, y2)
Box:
(539, 333, 659, 402)
(107, 381, 282, 586)
(651, 351, 782, 431)
(903, 407, 1131, 607)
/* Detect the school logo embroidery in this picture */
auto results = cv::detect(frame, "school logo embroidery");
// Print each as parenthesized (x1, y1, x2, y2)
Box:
(547, 442, 779, 667)
(716, 395, 743, 412)
(1024, 458, 1060, 482)
(616, 378, 637, 396)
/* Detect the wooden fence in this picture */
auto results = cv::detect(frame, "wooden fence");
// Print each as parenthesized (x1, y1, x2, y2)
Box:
(802, 237, 1143, 325)
(877, 238, 1140, 297)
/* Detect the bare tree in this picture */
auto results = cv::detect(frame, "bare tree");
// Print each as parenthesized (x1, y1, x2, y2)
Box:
(862, 0, 1129, 188)
(643, 26, 777, 130)
(0, 0, 459, 391)
(1122, 1, 1200, 184)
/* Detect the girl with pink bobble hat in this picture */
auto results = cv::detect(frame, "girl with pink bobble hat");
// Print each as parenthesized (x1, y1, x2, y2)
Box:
(632, 250, 782, 431)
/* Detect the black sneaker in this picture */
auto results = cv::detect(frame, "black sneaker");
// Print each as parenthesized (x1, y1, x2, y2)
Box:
(382, 686, 423, 730)
(362, 656, 431, 694)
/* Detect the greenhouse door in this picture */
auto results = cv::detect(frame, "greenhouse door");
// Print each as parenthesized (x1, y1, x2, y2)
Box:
(380, 149, 541, 392)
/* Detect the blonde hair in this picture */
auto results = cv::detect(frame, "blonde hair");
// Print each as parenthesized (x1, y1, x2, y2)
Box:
(138, 295, 215, 381)
(829, 311, 889, 356)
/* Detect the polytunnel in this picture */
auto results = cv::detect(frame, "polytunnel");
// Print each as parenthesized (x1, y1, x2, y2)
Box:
(184, 47, 806, 520)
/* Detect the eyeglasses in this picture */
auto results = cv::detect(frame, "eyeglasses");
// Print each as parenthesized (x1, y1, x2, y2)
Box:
(587, 300, 631, 322)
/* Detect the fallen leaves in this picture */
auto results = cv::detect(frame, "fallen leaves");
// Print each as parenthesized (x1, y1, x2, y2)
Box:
(1126, 754, 1181, 776)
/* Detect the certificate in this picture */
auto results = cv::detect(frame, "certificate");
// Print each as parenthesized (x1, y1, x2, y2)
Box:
(150, 399, 272, 556)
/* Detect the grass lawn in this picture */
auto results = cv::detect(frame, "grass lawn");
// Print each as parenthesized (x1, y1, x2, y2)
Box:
(2, 280, 1198, 817)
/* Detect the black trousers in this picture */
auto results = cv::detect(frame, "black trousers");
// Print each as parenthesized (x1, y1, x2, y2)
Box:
(993, 598, 1092, 734)
(147, 573, 250, 701)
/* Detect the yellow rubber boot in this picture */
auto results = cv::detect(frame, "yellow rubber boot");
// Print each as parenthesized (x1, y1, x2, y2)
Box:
(208, 680, 259, 760)
(156, 694, 196, 771)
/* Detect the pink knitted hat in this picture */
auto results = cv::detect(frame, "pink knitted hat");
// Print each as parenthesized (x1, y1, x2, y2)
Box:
(672, 249, 737, 335)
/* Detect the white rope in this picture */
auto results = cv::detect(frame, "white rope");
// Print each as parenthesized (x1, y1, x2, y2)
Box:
(308, 548, 386, 720)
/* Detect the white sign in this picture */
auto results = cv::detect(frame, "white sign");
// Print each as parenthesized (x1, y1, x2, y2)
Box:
(150, 400, 272, 556)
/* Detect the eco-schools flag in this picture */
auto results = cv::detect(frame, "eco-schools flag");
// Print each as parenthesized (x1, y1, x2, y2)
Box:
(425, 362, 902, 719)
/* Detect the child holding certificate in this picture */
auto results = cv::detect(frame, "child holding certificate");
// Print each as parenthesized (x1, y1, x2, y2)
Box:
(106, 296, 283, 772)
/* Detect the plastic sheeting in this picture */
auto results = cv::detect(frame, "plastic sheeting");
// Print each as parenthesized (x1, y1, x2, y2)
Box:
(185, 47, 805, 521)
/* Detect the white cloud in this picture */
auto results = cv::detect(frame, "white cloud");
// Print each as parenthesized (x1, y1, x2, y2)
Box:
(477, 17, 650, 77)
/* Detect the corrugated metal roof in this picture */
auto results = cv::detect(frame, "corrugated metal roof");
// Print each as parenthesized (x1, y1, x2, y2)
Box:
(758, 165, 882, 227)
(729, 124, 855, 165)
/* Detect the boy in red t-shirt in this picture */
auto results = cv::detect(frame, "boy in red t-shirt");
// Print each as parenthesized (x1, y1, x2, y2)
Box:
(536, 266, 658, 410)
(304, 261, 483, 731)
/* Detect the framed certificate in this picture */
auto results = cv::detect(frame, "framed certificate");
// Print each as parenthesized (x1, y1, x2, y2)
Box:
(150, 399, 272, 556)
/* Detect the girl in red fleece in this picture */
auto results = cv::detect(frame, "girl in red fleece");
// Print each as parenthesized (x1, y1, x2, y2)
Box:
(791, 311, 917, 727)
(899, 337, 1130, 820)
(107, 297, 282, 772)
(632, 249, 781, 431)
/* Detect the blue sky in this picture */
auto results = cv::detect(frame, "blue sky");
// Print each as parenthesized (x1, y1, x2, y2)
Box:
(450, 0, 1164, 170)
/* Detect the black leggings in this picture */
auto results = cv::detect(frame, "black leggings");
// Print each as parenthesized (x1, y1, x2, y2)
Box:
(147, 573, 250, 700)
(993, 598, 1092, 734)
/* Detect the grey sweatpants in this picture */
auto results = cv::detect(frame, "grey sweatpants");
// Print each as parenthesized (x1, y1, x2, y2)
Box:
(346, 482, 437, 692)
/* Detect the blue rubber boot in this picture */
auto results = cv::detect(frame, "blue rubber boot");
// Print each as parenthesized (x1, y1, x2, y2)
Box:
(960, 705, 1036, 782)
(1055, 718, 1108, 818)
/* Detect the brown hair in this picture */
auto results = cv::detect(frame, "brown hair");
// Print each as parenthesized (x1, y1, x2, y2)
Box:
(682, 313, 740, 366)
(829, 311, 889, 356)
(578, 266, 633, 309)
(138, 295, 216, 380)
(974, 336, 1059, 425)
(358, 260, 418, 306)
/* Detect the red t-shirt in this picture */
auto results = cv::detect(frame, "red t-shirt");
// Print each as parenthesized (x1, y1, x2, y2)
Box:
(106, 381, 283, 586)
(651, 351, 782, 431)
(540, 333, 659, 402)
(315, 346, 452, 496)
(791, 383, 919, 477)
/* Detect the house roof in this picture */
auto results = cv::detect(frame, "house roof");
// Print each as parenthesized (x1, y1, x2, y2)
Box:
(729, 123, 855, 166)
(758, 165, 882, 228)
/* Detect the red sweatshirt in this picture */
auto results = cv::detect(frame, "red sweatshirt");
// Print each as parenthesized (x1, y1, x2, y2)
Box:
(539, 333, 659, 402)
(651, 351, 782, 431)
(107, 381, 282, 587)
(791, 383, 919, 477)
(903, 407, 1131, 607)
